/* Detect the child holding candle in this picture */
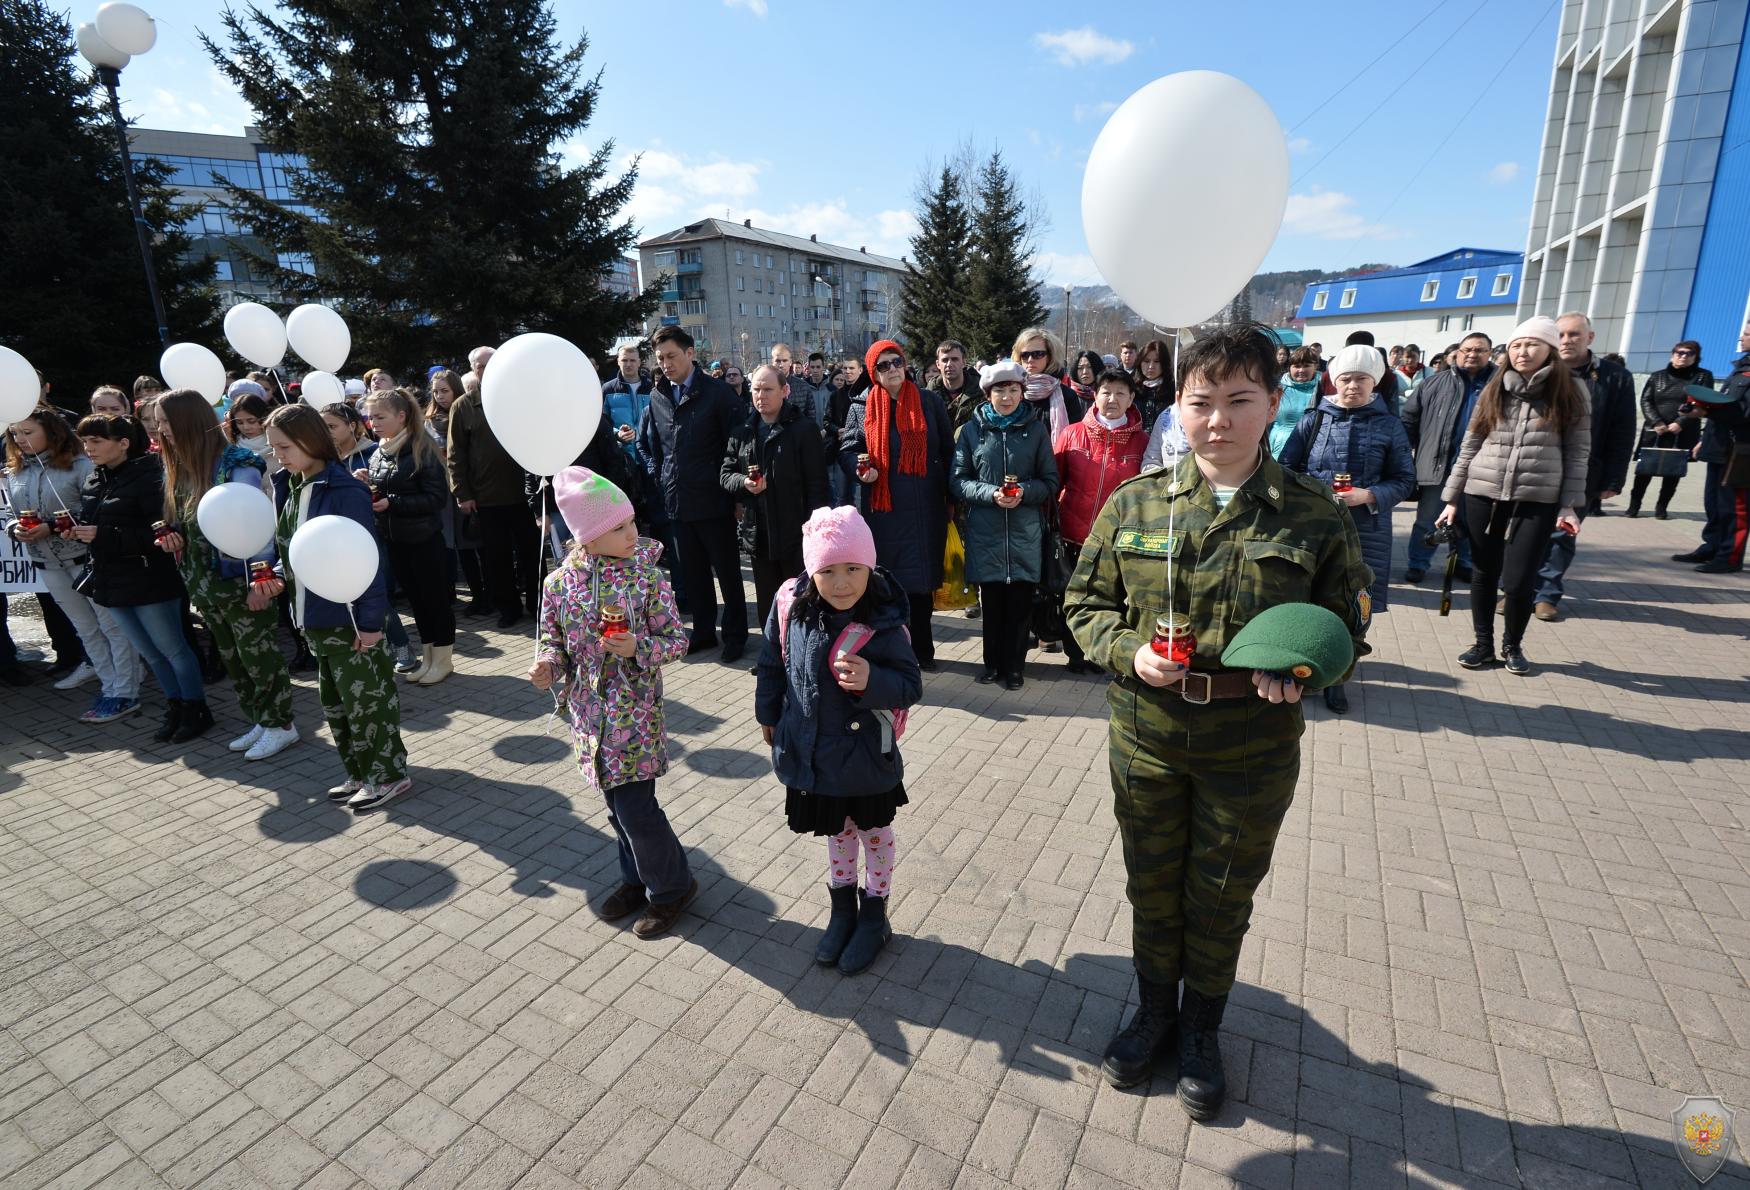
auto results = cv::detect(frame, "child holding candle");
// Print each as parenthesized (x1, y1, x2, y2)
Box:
(528, 467, 697, 938)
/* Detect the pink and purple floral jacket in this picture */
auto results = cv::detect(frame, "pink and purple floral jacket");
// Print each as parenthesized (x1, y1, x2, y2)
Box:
(536, 539, 690, 791)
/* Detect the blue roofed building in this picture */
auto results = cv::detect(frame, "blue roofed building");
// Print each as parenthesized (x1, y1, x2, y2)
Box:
(1296, 249, 1525, 356)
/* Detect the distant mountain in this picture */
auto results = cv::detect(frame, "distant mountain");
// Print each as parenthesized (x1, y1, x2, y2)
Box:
(1042, 263, 1400, 332)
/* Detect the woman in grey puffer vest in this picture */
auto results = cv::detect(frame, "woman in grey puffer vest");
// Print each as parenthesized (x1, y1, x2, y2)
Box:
(4, 408, 141, 721)
(1437, 317, 1590, 676)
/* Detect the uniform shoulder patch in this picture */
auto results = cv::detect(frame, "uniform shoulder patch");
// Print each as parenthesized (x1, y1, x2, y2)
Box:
(1114, 528, 1183, 556)
(1353, 589, 1372, 631)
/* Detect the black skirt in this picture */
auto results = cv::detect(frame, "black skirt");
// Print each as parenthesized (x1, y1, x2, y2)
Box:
(786, 784, 909, 835)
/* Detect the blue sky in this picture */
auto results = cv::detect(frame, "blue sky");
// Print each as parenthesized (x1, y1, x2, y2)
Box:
(116, 0, 1560, 284)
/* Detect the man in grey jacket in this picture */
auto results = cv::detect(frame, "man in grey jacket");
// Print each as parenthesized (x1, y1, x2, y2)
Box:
(1401, 332, 1493, 581)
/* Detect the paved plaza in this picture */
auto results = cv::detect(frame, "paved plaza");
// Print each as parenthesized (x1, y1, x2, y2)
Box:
(1, 492, 1747, 1190)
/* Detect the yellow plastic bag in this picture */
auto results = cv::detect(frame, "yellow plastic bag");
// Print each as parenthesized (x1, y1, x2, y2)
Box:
(933, 520, 977, 610)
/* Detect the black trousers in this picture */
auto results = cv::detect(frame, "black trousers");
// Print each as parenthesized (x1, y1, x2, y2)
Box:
(979, 581, 1035, 677)
(673, 516, 748, 645)
(36, 592, 82, 664)
(477, 502, 541, 617)
(750, 547, 804, 634)
(387, 537, 456, 647)
(1464, 495, 1557, 649)
(1628, 470, 1681, 512)
(906, 593, 936, 664)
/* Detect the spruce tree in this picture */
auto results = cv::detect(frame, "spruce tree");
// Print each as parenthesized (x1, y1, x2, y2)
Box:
(0, 0, 215, 408)
(206, 0, 656, 373)
(898, 164, 971, 363)
(963, 151, 1047, 364)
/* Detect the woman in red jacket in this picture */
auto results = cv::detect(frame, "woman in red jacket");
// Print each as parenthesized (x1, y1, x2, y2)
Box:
(1053, 369, 1147, 673)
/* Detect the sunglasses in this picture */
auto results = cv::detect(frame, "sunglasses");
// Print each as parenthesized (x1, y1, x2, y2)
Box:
(874, 359, 905, 373)
(1018, 350, 1048, 362)
(1673, 349, 1697, 356)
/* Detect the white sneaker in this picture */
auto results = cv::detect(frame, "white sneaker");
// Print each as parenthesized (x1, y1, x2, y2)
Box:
(228, 724, 266, 752)
(53, 662, 97, 690)
(348, 777, 413, 812)
(245, 724, 299, 761)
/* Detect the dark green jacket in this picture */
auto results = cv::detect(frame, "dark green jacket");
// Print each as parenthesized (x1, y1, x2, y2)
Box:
(950, 403, 1059, 585)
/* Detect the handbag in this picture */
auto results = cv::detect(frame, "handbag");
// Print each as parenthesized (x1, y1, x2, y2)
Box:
(1635, 432, 1688, 479)
(72, 560, 96, 596)
(1030, 503, 1072, 642)
(1724, 443, 1750, 489)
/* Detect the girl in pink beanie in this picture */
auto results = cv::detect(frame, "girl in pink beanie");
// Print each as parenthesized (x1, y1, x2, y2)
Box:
(528, 466, 698, 938)
(754, 505, 923, 975)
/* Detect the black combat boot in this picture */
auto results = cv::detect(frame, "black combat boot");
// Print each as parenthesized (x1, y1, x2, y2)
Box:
(1100, 975, 1178, 1088)
(815, 883, 859, 966)
(171, 698, 214, 742)
(152, 699, 185, 743)
(1176, 988, 1229, 1121)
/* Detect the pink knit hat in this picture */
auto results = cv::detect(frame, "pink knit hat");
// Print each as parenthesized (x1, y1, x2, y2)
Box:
(1509, 315, 1561, 351)
(802, 505, 877, 574)
(553, 466, 633, 546)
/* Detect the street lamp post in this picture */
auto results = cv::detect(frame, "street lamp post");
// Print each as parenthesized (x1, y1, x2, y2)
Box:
(77, 5, 168, 348)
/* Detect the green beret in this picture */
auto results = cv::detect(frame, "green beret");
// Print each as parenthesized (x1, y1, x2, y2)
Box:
(1221, 603, 1354, 691)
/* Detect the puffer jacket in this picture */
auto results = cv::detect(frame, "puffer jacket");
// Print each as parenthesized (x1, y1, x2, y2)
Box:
(1442, 366, 1592, 508)
(366, 435, 449, 545)
(1403, 364, 1496, 486)
(951, 402, 1060, 585)
(78, 455, 186, 608)
(535, 538, 691, 792)
(6, 454, 94, 571)
(1053, 406, 1145, 546)
(1638, 366, 1713, 451)
(753, 567, 922, 797)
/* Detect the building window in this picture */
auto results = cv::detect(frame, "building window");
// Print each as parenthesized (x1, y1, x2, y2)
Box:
(736, 277, 745, 291)
(1339, 288, 1356, 309)
(1312, 291, 1329, 311)
(212, 259, 234, 281)
(780, 295, 787, 308)
(751, 254, 760, 269)
(678, 248, 700, 264)
(1456, 276, 1477, 300)
(739, 302, 747, 316)
(1436, 315, 1451, 332)
(735, 249, 744, 264)
(1492, 273, 1512, 296)
(778, 271, 786, 284)
(753, 278, 762, 293)
(1463, 314, 1476, 331)
(767, 255, 775, 268)
(652, 250, 676, 270)
(1420, 280, 1439, 302)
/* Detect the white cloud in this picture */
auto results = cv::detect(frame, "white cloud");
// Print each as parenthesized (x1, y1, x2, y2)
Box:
(734, 201, 918, 259)
(129, 62, 254, 135)
(1033, 27, 1134, 67)
(1281, 188, 1409, 241)
(1035, 252, 1105, 288)
(725, 0, 768, 15)
(1287, 136, 1312, 154)
(1073, 100, 1119, 124)
(1487, 161, 1522, 184)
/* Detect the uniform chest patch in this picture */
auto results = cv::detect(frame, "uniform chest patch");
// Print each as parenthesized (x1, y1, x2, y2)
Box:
(1114, 529, 1183, 556)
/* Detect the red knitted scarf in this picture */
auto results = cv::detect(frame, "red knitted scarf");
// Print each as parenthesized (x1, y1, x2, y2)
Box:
(863, 339, 928, 512)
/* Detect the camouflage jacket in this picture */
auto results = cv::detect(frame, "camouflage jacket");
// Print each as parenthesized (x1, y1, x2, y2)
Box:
(1066, 451, 1373, 686)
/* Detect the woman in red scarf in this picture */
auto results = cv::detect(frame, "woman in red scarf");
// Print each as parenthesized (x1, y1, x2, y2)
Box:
(842, 340, 954, 669)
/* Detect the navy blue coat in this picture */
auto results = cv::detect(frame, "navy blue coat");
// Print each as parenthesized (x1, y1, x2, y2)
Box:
(271, 461, 390, 632)
(639, 367, 742, 523)
(1279, 396, 1414, 610)
(754, 568, 922, 796)
(840, 388, 954, 595)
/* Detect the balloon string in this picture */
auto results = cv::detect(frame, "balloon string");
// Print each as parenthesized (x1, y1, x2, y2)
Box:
(1166, 328, 1180, 614)
(31, 452, 74, 516)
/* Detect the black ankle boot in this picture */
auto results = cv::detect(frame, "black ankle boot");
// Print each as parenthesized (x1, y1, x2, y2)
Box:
(153, 699, 185, 742)
(1101, 975, 1178, 1088)
(1323, 683, 1349, 714)
(171, 698, 214, 742)
(815, 883, 859, 966)
(836, 888, 891, 975)
(1457, 638, 1499, 669)
(1176, 988, 1229, 1121)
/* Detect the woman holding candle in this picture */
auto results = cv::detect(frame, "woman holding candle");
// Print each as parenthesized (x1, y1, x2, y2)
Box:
(952, 359, 1060, 689)
(5, 409, 141, 721)
(155, 390, 299, 756)
(364, 388, 456, 684)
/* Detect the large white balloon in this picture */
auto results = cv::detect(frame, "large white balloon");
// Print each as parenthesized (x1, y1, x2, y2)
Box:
(160, 342, 227, 404)
(1082, 72, 1290, 328)
(195, 481, 276, 560)
(95, 2, 156, 55)
(286, 303, 351, 373)
(299, 370, 345, 407)
(287, 515, 378, 605)
(480, 332, 602, 476)
(223, 302, 286, 367)
(75, 21, 129, 69)
(0, 346, 39, 425)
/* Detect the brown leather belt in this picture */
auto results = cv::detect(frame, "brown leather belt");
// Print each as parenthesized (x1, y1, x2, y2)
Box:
(1170, 669, 1257, 704)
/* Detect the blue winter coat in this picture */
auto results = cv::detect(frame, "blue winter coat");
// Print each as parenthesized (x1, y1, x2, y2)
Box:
(754, 567, 922, 797)
(840, 388, 954, 595)
(951, 403, 1060, 585)
(271, 460, 390, 632)
(1278, 396, 1416, 610)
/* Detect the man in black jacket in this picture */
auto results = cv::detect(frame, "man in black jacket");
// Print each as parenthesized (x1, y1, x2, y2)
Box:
(1676, 317, 1750, 572)
(639, 326, 749, 660)
(1531, 313, 1637, 618)
(1401, 333, 1493, 580)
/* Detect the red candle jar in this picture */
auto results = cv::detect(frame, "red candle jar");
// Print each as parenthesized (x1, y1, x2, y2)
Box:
(747, 463, 763, 484)
(856, 453, 876, 481)
(52, 511, 76, 534)
(152, 520, 177, 545)
(599, 603, 628, 638)
(1150, 612, 1196, 667)
(16, 509, 42, 533)
(248, 560, 276, 589)
(1331, 473, 1353, 495)
(1000, 474, 1022, 501)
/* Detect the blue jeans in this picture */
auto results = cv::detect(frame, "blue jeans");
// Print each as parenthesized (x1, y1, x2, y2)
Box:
(1534, 508, 1586, 605)
(1405, 485, 1472, 572)
(106, 598, 204, 700)
(604, 779, 692, 903)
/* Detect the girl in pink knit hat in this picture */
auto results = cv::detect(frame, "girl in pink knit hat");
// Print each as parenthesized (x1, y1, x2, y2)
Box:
(528, 466, 698, 939)
(754, 505, 923, 975)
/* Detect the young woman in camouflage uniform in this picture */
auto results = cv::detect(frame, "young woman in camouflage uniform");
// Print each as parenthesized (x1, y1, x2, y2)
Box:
(155, 391, 299, 760)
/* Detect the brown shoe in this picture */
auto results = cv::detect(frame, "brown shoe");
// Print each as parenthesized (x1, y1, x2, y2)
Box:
(633, 879, 699, 939)
(595, 882, 647, 921)
(1495, 597, 1505, 616)
(1534, 601, 1560, 622)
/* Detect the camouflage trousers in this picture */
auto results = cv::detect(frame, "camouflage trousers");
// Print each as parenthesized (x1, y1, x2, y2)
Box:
(184, 569, 293, 729)
(304, 627, 407, 784)
(1107, 680, 1302, 996)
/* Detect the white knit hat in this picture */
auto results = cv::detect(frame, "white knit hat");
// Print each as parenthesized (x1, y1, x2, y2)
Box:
(1509, 315, 1561, 351)
(1329, 344, 1385, 383)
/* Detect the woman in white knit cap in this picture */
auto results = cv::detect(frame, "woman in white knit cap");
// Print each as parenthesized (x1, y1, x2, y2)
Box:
(1434, 316, 1590, 676)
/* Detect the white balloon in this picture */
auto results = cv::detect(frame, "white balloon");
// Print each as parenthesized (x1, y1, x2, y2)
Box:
(95, 2, 156, 56)
(286, 303, 351, 373)
(299, 370, 345, 407)
(287, 514, 378, 606)
(1082, 72, 1290, 328)
(480, 332, 602, 476)
(195, 481, 276, 560)
(160, 342, 227, 403)
(75, 21, 129, 69)
(223, 302, 287, 367)
(0, 345, 39, 425)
